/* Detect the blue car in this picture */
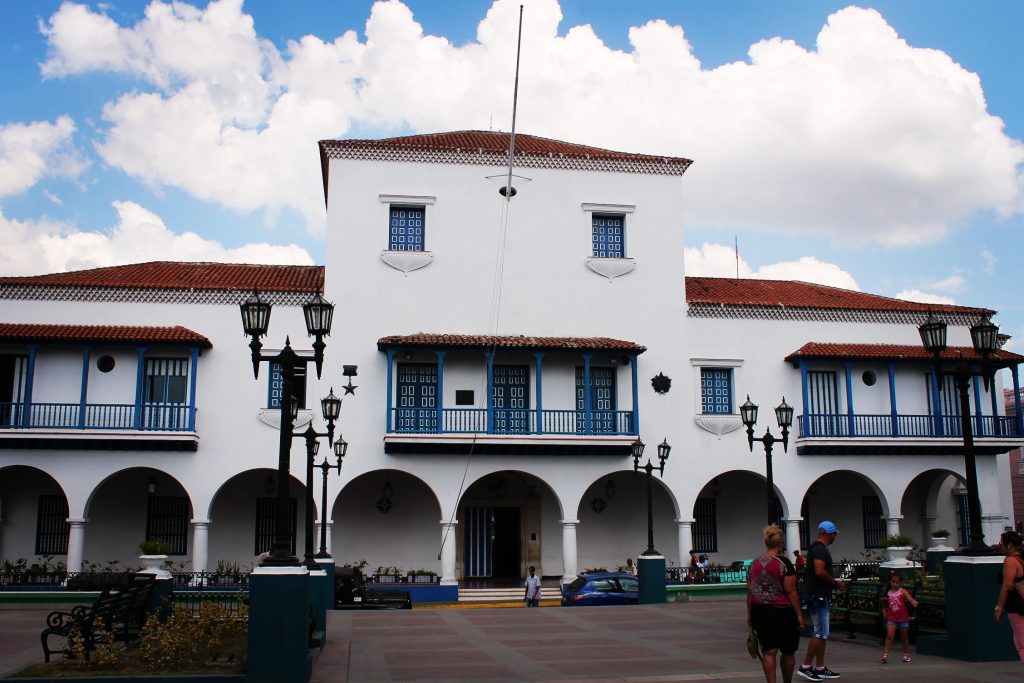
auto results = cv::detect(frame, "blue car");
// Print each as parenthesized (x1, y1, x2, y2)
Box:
(560, 571, 639, 606)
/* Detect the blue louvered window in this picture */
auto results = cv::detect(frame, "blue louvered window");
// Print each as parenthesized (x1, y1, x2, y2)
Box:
(268, 362, 306, 410)
(700, 368, 733, 414)
(592, 214, 624, 258)
(389, 206, 425, 251)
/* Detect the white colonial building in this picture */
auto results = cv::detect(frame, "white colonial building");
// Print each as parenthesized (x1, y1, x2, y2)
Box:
(0, 131, 1021, 585)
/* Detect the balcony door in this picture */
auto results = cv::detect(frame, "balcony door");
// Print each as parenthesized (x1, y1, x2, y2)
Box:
(0, 355, 27, 427)
(492, 365, 529, 434)
(396, 363, 437, 432)
(143, 358, 189, 430)
(576, 366, 616, 433)
(806, 370, 840, 436)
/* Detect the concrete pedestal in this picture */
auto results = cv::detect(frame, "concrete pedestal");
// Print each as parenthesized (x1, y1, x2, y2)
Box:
(637, 555, 666, 605)
(916, 555, 1017, 661)
(315, 558, 336, 609)
(926, 548, 955, 575)
(307, 568, 328, 649)
(247, 566, 313, 683)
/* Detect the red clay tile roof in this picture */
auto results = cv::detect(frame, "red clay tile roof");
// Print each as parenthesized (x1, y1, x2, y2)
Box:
(786, 342, 1023, 364)
(0, 262, 323, 293)
(685, 277, 993, 316)
(378, 334, 645, 352)
(319, 130, 693, 204)
(321, 131, 693, 165)
(0, 323, 212, 348)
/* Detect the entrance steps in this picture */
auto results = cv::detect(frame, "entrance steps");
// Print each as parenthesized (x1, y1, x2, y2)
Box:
(457, 586, 561, 603)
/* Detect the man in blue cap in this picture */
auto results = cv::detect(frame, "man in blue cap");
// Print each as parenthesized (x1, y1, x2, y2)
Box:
(797, 521, 844, 681)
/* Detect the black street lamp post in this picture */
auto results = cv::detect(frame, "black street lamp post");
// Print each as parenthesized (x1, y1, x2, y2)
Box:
(740, 396, 793, 527)
(239, 289, 335, 567)
(316, 436, 348, 558)
(296, 388, 342, 568)
(918, 313, 1006, 556)
(632, 438, 671, 556)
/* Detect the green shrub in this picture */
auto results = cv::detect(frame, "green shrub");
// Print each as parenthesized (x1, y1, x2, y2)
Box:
(882, 534, 914, 547)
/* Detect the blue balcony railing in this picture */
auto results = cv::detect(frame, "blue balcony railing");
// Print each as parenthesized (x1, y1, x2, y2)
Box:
(799, 413, 1020, 439)
(0, 401, 193, 432)
(390, 408, 635, 436)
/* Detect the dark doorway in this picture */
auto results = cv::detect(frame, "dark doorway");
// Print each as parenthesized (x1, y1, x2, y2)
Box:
(491, 507, 521, 579)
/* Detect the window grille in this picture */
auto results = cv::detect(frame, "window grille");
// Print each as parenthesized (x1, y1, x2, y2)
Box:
(955, 493, 971, 547)
(693, 497, 718, 552)
(700, 368, 733, 414)
(145, 496, 188, 555)
(35, 495, 69, 555)
(862, 495, 885, 548)
(268, 362, 307, 410)
(592, 214, 625, 258)
(388, 206, 425, 251)
(254, 497, 297, 555)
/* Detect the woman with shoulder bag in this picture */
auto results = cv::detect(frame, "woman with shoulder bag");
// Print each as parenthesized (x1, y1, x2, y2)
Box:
(994, 529, 1024, 662)
(748, 525, 804, 683)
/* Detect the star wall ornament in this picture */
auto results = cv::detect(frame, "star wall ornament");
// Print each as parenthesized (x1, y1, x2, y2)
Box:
(343, 377, 358, 395)
(651, 372, 672, 394)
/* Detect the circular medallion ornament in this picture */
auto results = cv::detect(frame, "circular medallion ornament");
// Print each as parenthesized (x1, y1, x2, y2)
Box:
(651, 372, 672, 394)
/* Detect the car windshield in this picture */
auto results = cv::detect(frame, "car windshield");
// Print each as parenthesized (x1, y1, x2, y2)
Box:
(591, 578, 617, 592)
(567, 576, 587, 591)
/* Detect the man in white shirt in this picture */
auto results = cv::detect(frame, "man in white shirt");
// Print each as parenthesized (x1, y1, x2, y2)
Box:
(524, 565, 542, 607)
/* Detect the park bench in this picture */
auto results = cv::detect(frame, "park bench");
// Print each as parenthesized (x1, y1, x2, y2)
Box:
(40, 575, 156, 662)
(908, 582, 946, 642)
(830, 579, 883, 640)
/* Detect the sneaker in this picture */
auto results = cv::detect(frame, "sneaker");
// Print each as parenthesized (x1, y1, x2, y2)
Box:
(902, 653, 911, 663)
(880, 653, 888, 663)
(814, 667, 841, 679)
(797, 667, 823, 682)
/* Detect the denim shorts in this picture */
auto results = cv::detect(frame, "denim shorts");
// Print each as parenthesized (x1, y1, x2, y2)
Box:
(886, 620, 910, 629)
(806, 595, 831, 639)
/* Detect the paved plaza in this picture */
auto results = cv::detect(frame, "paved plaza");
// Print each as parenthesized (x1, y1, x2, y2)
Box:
(2, 601, 1022, 682)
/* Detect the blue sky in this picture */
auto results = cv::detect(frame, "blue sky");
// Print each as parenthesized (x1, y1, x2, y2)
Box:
(1, 1, 1022, 349)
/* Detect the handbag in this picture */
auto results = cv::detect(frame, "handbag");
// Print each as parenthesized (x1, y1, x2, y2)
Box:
(746, 625, 762, 661)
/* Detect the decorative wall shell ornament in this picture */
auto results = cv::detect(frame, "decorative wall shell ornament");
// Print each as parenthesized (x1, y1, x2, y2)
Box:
(379, 250, 434, 273)
(694, 414, 743, 438)
(651, 372, 671, 394)
(257, 409, 312, 431)
(585, 257, 636, 281)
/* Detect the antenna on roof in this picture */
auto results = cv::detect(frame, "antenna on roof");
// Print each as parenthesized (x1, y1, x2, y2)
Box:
(499, 4, 524, 199)
(734, 235, 739, 280)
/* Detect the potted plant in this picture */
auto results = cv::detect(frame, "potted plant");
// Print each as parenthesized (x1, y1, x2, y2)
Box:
(373, 566, 403, 583)
(881, 534, 915, 564)
(138, 539, 173, 578)
(407, 568, 439, 584)
(929, 528, 951, 547)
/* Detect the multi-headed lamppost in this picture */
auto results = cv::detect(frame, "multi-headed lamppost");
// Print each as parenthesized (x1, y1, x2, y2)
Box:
(740, 396, 794, 527)
(918, 312, 1007, 555)
(240, 289, 334, 567)
(296, 389, 343, 568)
(632, 437, 672, 556)
(315, 435, 348, 559)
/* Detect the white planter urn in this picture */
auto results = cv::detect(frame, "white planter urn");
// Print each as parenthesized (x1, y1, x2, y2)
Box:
(884, 546, 913, 564)
(138, 554, 172, 579)
(929, 536, 953, 551)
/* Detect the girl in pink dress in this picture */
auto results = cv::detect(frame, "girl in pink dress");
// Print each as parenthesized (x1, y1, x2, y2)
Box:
(880, 572, 918, 663)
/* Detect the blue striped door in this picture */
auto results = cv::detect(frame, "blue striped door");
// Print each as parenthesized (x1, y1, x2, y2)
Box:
(493, 365, 529, 433)
(576, 367, 617, 433)
(397, 363, 437, 432)
(464, 507, 493, 578)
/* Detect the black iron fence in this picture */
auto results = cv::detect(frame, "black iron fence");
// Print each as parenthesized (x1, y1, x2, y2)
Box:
(0, 571, 251, 591)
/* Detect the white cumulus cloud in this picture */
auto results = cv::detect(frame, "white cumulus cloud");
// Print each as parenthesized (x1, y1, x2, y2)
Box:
(684, 242, 860, 290)
(33, 0, 1023, 245)
(0, 116, 87, 198)
(0, 201, 313, 276)
(893, 289, 957, 305)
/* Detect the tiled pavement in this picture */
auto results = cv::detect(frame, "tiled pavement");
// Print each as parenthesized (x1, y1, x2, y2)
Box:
(2, 602, 1022, 682)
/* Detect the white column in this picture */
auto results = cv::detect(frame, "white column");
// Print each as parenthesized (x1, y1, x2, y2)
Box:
(316, 520, 333, 556)
(66, 518, 86, 573)
(561, 519, 579, 583)
(675, 519, 694, 562)
(439, 520, 458, 585)
(982, 514, 1006, 546)
(920, 515, 937, 542)
(884, 515, 903, 538)
(191, 519, 210, 573)
(784, 518, 802, 557)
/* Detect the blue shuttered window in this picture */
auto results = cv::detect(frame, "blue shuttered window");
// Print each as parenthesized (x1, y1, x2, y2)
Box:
(700, 368, 733, 414)
(592, 214, 624, 258)
(268, 363, 306, 410)
(493, 365, 529, 434)
(396, 363, 437, 432)
(575, 366, 617, 433)
(389, 206, 425, 251)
